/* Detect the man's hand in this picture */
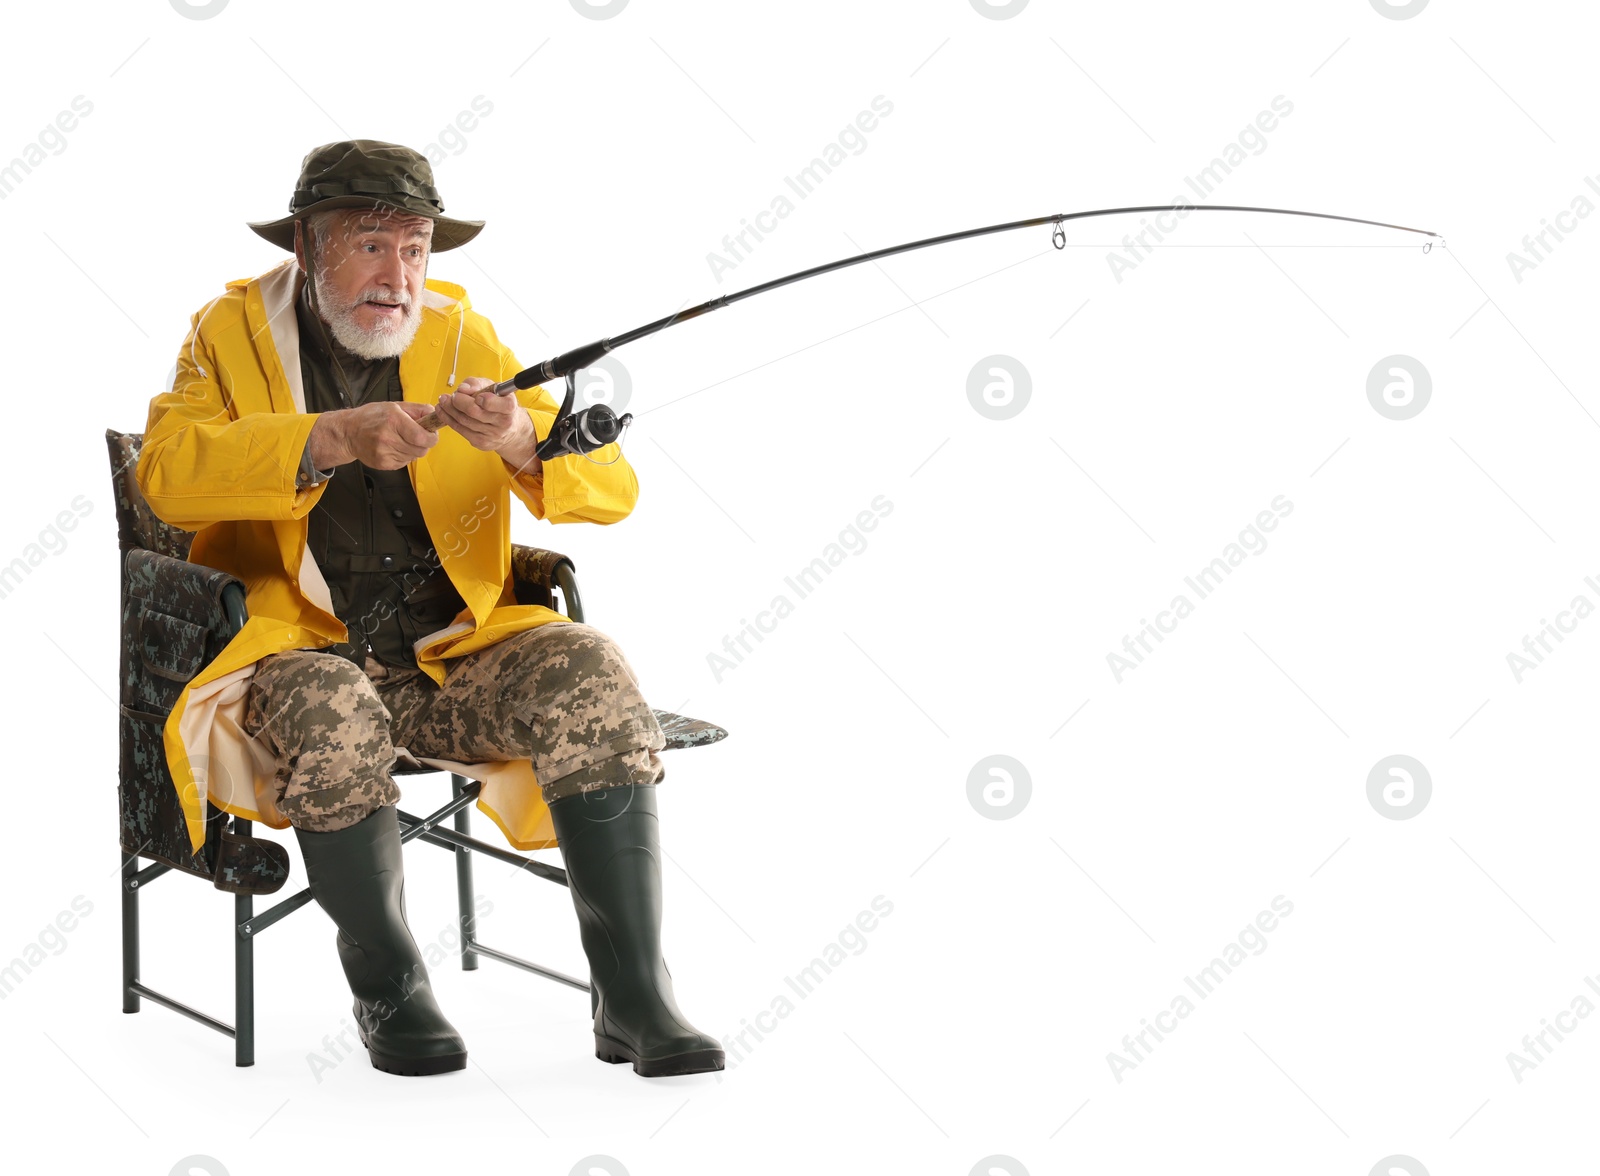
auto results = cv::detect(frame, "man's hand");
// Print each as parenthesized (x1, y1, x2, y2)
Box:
(433, 376, 541, 477)
(308, 402, 439, 471)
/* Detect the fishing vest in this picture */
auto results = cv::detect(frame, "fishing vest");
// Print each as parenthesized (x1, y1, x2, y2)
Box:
(295, 281, 469, 671)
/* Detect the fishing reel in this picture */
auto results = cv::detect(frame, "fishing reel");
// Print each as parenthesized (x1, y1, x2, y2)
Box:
(535, 369, 633, 463)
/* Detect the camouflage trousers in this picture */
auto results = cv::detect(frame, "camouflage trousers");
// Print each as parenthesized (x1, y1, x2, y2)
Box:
(242, 621, 667, 833)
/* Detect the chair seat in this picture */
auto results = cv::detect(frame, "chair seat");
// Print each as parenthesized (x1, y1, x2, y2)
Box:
(389, 709, 727, 777)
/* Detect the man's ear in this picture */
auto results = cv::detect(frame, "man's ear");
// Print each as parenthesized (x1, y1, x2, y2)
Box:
(292, 219, 306, 275)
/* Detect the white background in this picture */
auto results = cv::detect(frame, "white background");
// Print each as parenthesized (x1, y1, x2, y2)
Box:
(0, 1, 1593, 1173)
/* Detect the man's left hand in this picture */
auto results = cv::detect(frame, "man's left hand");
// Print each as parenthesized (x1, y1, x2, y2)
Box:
(432, 377, 532, 455)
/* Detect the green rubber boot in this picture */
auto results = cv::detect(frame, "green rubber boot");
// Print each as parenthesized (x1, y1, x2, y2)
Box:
(294, 805, 467, 1076)
(548, 784, 724, 1077)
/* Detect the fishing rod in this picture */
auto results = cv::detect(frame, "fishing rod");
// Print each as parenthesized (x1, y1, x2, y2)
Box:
(420, 203, 1444, 459)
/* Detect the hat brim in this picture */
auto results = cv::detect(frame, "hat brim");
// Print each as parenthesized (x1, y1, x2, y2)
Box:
(247, 196, 484, 253)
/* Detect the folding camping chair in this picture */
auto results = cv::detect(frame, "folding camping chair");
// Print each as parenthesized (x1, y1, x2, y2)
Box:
(106, 428, 728, 1066)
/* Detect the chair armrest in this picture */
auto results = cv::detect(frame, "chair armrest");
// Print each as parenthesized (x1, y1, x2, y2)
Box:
(123, 548, 248, 680)
(222, 581, 247, 638)
(511, 543, 584, 623)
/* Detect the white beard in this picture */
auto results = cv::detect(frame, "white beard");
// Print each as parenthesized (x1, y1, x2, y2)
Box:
(312, 262, 425, 360)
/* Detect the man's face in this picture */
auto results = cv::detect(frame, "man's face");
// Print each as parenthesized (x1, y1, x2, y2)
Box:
(296, 207, 433, 360)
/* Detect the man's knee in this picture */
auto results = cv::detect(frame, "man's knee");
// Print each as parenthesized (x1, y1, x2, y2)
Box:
(249, 650, 391, 743)
(517, 623, 648, 717)
(246, 649, 400, 830)
(523, 622, 633, 685)
(504, 622, 666, 786)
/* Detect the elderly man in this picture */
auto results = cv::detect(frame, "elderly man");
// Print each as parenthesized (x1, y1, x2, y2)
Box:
(137, 140, 722, 1078)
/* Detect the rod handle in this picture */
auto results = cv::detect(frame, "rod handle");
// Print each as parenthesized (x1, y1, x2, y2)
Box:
(415, 376, 522, 433)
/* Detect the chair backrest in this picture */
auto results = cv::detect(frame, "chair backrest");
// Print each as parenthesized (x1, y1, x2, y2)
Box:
(105, 429, 196, 559)
(106, 426, 230, 883)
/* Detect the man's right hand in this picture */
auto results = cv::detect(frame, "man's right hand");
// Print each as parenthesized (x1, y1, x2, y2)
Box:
(308, 402, 439, 471)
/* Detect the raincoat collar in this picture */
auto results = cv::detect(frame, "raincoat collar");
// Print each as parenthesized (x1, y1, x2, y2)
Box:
(239, 258, 471, 414)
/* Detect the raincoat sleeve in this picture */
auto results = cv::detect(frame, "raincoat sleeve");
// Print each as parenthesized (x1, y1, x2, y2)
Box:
(138, 303, 329, 531)
(498, 346, 639, 526)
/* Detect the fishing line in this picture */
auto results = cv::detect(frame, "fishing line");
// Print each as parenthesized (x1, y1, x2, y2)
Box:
(418, 204, 1444, 460)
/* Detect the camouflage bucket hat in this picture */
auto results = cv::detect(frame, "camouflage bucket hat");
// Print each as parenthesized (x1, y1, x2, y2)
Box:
(246, 138, 485, 253)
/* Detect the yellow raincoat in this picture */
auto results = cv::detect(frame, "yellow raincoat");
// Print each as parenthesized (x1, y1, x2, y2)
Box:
(137, 257, 637, 855)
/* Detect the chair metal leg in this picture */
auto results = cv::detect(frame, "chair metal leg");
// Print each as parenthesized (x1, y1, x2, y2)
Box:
(398, 782, 585, 990)
(234, 819, 255, 1068)
(120, 769, 602, 1070)
(452, 775, 479, 971)
(121, 853, 139, 1014)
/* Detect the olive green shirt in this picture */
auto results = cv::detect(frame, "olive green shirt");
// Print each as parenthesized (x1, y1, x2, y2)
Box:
(292, 280, 468, 670)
